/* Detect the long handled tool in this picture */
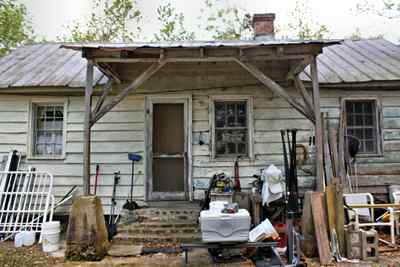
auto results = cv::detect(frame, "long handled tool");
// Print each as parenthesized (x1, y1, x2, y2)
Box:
(122, 153, 142, 211)
(93, 164, 100, 195)
(108, 171, 120, 240)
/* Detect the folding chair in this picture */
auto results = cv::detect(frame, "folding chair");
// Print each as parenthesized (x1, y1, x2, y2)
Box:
(344, 193, 396, 245)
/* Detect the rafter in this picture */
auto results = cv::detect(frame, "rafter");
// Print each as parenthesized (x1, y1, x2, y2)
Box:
(95, 62, 122, 84)
(91, 61, 167, 125)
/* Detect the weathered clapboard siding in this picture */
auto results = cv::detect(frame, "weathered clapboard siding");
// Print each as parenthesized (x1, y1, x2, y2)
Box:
(0, 94, 146, 214)
(2, 85, 400, 212)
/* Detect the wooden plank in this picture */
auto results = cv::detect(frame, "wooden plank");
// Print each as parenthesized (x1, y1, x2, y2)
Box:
(311, 56, 325, 192)
(301, 191, 317, 257)
(333, 177, 345, 256)
(325, 185, 336, 235)
(328, 128, 339, 178)
(311, 192, 332, 265)
(83, 60, 94, 195)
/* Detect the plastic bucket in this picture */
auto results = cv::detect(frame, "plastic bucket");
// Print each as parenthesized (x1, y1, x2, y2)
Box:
(41, 221, 60, 252)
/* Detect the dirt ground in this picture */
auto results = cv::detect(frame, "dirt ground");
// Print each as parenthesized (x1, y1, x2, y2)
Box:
(1, 241, 400, 267)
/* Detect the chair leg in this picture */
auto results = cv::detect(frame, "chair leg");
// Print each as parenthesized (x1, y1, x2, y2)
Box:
(390, 211, 396, 245)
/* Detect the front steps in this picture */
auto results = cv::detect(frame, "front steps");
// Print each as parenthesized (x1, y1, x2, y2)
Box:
(114, 206, 201, 244)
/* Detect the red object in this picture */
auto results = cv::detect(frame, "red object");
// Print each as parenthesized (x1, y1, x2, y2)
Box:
(274, 223, 287, 248)
(234, 158, 241, 192)
(94, 164, 100, 195)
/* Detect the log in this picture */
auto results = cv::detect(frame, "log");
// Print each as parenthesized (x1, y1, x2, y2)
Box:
(65, 196, 110, 261)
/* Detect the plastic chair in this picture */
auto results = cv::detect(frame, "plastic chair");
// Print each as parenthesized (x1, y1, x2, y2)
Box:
(344, 193, 396, 245)
(392, 191, 400, 235)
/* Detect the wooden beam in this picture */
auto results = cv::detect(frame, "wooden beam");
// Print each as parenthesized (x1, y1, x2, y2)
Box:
(92, 80, 113, 117)
(94, 54, 309, 63)
(311, 56, 324, 192)
(83, 60, 94, 196)
(95, 62, 122, 84)
(234, 58, 315, 122)
(92, 61, 166, 125)
(293, 75, 314, 116)
(288, 56, 312, 79)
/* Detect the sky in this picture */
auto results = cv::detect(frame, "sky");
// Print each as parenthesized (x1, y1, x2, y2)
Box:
(20, 0, 400, 43)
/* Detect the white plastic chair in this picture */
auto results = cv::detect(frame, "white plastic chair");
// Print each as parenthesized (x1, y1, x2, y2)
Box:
(344, 193, 396, 245)
(392, 191, 400, 235)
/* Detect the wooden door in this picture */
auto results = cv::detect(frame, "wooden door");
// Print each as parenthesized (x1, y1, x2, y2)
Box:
(151, 103, 186, 200)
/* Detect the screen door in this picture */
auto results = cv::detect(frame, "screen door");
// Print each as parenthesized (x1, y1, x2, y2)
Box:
(151, 103, 186, 200)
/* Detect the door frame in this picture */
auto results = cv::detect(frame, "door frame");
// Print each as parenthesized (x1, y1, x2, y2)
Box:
(145, 95, 192, 201)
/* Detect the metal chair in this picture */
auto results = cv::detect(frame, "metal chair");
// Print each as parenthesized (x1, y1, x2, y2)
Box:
(343, 193, 396, 245)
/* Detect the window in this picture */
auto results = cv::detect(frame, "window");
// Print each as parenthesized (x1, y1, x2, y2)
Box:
(345, 100, 379, 154)
(32, 104, 64, 157)
(214, 101, 248, 157)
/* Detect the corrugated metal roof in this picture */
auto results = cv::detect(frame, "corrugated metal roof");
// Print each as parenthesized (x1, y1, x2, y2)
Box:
(0, 43, 105, 88)
(0, 39, 398, 89)
(300, 38, 400, 83)
(62, 39, 338, 50)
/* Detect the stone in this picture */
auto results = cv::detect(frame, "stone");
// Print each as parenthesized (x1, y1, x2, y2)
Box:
(108, 244, 143, 257)
(65, 196, 110, 261)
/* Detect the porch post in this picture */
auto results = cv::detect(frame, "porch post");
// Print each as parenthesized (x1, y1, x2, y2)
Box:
(310, 56, 324, 192)
(83, 60, 94, 195)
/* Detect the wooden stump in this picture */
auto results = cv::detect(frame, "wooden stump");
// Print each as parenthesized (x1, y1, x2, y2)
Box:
(65, 196, 110, 261)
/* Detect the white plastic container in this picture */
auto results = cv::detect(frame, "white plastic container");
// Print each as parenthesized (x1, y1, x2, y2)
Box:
(41, 221, 60, 252)
(199, 209, 250, 242)
(14, 232, 24, 247)
(14, 231, 36, 247)
(24, 231, 36, 246)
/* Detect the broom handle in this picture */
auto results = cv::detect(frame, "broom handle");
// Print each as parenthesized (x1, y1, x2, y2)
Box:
(130, 161, 134, 201)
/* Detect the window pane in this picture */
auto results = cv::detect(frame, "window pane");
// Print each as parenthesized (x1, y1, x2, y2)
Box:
(214, 100, 248, 157)
(364, 128, 373, 139)
(215, 102, 226, 128)
(345, 100, 378, 154)
(227, 143, 236, 154)
(354, 102, 363, 113)
(34, 104, 64, 156)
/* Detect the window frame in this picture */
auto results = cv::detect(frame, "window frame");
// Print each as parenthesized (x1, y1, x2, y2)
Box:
(28, 98, 68, 160)
(210, 95, 254, 160)
(341, 97, 383, 157)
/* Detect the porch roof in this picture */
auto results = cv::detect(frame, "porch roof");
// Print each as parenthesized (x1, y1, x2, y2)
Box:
(63, 39, 336, 50)
(0, 38, 399, 89)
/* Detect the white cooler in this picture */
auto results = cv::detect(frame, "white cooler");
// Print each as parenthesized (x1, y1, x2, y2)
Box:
(199, 209, 250, 242)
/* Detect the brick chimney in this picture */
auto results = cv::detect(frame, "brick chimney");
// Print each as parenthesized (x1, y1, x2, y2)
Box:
(252, 13, 276, 40)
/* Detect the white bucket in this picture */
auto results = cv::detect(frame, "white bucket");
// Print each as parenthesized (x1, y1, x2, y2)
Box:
(41, 221, 60, 252)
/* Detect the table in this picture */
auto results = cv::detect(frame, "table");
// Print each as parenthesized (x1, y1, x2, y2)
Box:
(180, 241, 281, 266)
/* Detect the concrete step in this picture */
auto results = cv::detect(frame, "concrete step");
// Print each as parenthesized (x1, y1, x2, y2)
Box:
(134, 207, 200, 222)
(119, 222, 200, 235)
(114, 232, 201, 244)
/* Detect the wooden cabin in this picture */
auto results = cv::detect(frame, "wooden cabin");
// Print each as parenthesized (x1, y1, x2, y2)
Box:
(0, 15, 399, 213)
